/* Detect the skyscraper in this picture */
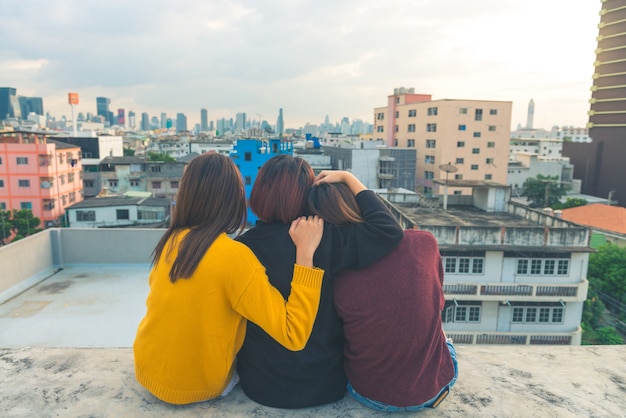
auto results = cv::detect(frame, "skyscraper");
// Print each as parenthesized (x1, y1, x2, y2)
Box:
(235, 112, 247, 131)
(160, 113, 167, 129)
(200, 108, 208, 132)
(141, 113, 150, 131)
(526, 99, 534, 129)
(18, 96, 44, 119)
(117, 109, 125, 127)
(563, 0, 626, 206)
(276, 108, 284, 137)
(96, 97, 113, 126)
(0, 87, 19, 120)
(176, 113, 187, 132)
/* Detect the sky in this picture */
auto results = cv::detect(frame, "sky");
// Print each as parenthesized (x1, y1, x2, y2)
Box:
(1, 0, 600, 131)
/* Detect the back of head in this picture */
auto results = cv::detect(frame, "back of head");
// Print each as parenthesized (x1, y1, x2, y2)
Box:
(305, 183, 363, 225)
(249, 154, 315, 224)
(154, 152, 247, 281)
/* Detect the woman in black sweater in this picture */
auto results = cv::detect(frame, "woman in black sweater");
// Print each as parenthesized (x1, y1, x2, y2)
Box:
(236, 155, 403, 408)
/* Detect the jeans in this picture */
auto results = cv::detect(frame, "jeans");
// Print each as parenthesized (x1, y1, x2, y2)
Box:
(347, 340, 459, 412)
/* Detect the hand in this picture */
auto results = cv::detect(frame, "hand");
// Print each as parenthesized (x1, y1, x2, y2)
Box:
(289, 216, 324, 267)
(314, 170, 366, 195)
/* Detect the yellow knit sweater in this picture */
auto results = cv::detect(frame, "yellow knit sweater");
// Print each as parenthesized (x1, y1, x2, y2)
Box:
(133, 231, 323, 405)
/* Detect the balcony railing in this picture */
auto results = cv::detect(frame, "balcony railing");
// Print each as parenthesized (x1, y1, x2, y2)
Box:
(447, 329, 580, 345)
(444, 281, 587, 301)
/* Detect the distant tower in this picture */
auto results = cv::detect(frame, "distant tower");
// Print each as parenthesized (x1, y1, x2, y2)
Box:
(235, 112, 247, 131)
(176, 113, 187, 132)
(276, 108, 284, 137)
(96, 97, 110, 123)
(526, 99, 535, 129)
(200, 108, 208, 132)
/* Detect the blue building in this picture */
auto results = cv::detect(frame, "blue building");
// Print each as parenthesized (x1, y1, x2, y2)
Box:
(230, 138, 293, 225)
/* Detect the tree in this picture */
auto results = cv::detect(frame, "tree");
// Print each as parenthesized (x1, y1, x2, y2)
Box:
(551, 198, 588, 210)
(521, 174, 570, 208)
(147, 151, 175, 162)
(123, 148, 135, 156)
(10, 209, 42, 241)
(588, 244, 626, 304)
(0, 210, 11, 244)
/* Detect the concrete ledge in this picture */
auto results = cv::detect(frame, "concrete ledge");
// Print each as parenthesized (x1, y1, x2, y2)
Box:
(2, 346, 625, 417)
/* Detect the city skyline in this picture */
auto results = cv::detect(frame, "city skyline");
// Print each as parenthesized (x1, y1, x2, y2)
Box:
(1, 0, 598, 130)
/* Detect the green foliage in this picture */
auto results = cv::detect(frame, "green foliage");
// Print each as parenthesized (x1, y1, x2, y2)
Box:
(596, 327, 625, 345)
(588, 244, 626, 303)
(582, 288, 606, 329)
(521, 174, 570, 208)
(551, 198, 588, 210)
(0, 210, 11, 243)
(123, 148, 135, 156)
(147, 152, 175, 162)
(0, 209, 42, 244)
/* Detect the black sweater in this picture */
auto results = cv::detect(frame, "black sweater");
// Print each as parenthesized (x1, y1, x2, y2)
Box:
(236, 190, 404, 408)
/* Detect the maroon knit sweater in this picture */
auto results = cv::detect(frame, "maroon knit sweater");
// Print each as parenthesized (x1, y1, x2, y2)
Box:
(334, 229, 455, 407)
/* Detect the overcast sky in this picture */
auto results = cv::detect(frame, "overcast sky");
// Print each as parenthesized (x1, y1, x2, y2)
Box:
(1, 0, 599, 130)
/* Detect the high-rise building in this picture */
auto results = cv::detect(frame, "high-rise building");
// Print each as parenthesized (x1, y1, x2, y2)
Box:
(373, 87, 512, 196)
(117, 109, 125, 127)
(128, 111, 136, 129)
(18, 96, 44, 119)
(141, 113, 150, 131)
(526, 99, 534, 129)
(200, 108, 208, 132)
(0, 87, 20, 120)
(276, 108, 284, 137)
(160, 113, 167, 129)
(235, 112, 247, 132)
(563, 0, 626, 206)
(96, 97, 113, 126)
(176, 113, 187, 132)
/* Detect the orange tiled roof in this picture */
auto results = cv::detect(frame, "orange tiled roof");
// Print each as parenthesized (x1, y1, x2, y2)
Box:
(561, 203, 626, 235)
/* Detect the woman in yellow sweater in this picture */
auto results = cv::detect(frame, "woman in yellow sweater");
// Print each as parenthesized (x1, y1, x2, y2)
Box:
(133, 153, 325, 405)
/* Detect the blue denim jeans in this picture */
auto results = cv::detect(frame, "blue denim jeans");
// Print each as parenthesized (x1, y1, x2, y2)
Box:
(347, 340, 459, 412)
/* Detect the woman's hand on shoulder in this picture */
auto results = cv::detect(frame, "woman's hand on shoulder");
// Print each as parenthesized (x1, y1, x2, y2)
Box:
(314, 170, 366, 195)
(289, 216, 324, 265)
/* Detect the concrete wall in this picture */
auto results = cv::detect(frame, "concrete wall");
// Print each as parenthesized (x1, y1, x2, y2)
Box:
(0, 230, 56, 294)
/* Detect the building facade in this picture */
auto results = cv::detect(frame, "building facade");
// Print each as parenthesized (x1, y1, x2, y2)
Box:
(66, 196, 170, 228)
(0, 131, 83, 227)
(563, 0, 626, 206)
(374, 88, 512, 196)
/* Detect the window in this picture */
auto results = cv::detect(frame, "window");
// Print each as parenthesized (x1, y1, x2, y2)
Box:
(426, 123, 437, 132)
(245, 152, 252, 161)
(245, 176, 252, 185)
(395, 111, 399, 118)
(443, 256, 485, 274)
(484, 174, 493, 180)
(475, 109, 483, 121)
(376, 112, 384, 120)
(116, 209, 130, 220)
(170, 181, 179, 188)
(395, 125, 399, 132)
(427, 107, 438, 116)
(0, 202, 5, 210)
(459, 108, 468, 115)
(152, 181, 162, 188)
(408, 109, 416, 117)
(516, 258, 570, 276)
(77, 210, 96, 221)
(458, 124, 466, 131)
(150, 166, 161, 172)
(0, 157, 2, 164)
(511, 303, 564, 324)
(130, 180, 140, 187)
(457, 141, 465, 148)
(453, 190, 462, 195)
(424, 171, 434, 180)
(490, 109, 498, 115)
(454, 174, 463, 180)
(455, 158, 464, 164)
(487, 141, 495, 148)
(407, 139, 415, 147)
(0, 179, 3, 187)
(425, 155, 435, 164)
(473, 132, 481, 138)
(472, 148, 480, 154)
(60, 174, 66, 185)
(68, 173, 75, 182)
(108, 179, 118, 187)
(426, 139, 436, 148)
(17, 157, 28, 165)
(471, 164, 479, 170)
(376, 126, 383, 132)
(84, 180, 94, 188)
(486, 158, 494, 164)
(443, 301, 481, 323)
(20, 202, 32, 209)
(393, 138, 398, 146)
(19, 179, 30, 187)
(489, 125, 496, 131)
(408, 124, 416, 132)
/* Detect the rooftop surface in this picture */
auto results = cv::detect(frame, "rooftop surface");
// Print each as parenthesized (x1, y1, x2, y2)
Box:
(1, 229, 625, 417)
(396, 204, 541, 227)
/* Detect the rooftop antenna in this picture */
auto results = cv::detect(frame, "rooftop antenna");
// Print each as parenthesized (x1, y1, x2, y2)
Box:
(439, 162, 458, 211)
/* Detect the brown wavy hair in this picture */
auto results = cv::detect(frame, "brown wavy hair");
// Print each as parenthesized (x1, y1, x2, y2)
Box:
(151, 153, 247, 282)
(249, 154, 315, 224)
(305, 182, 363, 225)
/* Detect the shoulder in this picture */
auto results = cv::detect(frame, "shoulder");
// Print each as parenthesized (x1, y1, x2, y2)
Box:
(402, 229, 440, 250)
(212, 234, 264, 268)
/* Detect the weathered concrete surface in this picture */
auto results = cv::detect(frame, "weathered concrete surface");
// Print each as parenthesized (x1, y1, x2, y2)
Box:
(1, 345, 625, 417)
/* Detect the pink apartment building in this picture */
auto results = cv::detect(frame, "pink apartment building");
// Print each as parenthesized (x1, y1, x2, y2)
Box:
(0, 130, 83, 228)
(374, 88, 512, 196)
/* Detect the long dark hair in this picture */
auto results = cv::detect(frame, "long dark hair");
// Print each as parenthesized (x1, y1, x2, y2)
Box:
(152, 153, 247, 282)
(305, 183, 363, 225)
(249, 154, 315, 224)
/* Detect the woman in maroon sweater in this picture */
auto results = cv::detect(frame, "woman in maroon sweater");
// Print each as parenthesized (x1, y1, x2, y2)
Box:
(306, 182, 458, 412)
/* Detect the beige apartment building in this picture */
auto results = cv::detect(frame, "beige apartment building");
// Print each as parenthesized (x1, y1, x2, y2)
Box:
(374, 87, 512, 196)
